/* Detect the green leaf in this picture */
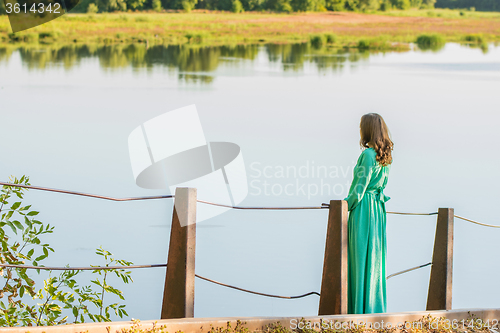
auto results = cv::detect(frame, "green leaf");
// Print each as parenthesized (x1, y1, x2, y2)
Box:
(24, 217, 32, 229)
(35, 254, 46, 262)
(19, 205, 31, 211)
(11, 202, 21, 210)
(12, 220, 24, 230)
(27, 211, 39, 216)
(5, 221, 17, 234)
(27, 248, 34, 258)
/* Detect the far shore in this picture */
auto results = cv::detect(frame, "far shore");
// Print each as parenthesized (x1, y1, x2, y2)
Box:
(1, 10, 500, 46)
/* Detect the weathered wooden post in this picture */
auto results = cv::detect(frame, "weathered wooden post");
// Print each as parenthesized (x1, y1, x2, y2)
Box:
(161, 187, 197, 319)
(426, 207, 454, 310)
(318, 200, 348, 315)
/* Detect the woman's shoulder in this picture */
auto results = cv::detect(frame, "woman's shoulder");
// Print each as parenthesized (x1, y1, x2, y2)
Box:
(357, 147, 377, 165)
(361, 147, 377, 159)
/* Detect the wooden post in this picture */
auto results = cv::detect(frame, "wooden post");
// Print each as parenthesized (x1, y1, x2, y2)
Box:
(426, 207, 453, 311)
(318, 200, 348, 315)
(161, 187, 197, 319)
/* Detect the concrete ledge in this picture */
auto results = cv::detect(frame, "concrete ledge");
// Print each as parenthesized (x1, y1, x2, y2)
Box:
(3, 308, 499, 333)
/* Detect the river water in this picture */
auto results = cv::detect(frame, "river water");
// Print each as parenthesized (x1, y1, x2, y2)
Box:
(0, 42, 499, 320)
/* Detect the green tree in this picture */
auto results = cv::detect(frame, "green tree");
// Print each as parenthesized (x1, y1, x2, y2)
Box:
(421, 0, 435, 8)
(87, 3, 99, 12)
(344, 0, 359, 10)
(152, 0, 163, 11)
(358, 0, 379, 10)
(391, 0, 410, 9)
(231, 0, 244, 11)
(325, 0, 345, 10)
(97, 0, 127, 11)
(291, 0, 325, 11)
(125, 0, 145, 9)
(239, 0, 265, 10)
(163, 0, 197, 11)
(379, 0, 392, 10)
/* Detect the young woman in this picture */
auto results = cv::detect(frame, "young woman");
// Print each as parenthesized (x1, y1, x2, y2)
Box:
(344, 113, 393, 314)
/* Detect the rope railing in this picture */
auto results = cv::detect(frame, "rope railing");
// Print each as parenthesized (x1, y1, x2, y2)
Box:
(386, 262, 432, 279)
(0, 182, 173, 202)
(2, 181, 500, 227)
(454, 214, 500, 229)
(0, 181, 491, 312)
(198, 199, 326, 210)
(0, 261, 432, 299)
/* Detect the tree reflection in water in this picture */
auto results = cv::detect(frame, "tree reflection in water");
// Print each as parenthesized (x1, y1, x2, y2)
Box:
(0, 42, 371, 84)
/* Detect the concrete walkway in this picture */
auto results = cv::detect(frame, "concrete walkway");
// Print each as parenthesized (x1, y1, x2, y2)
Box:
(2, 308, 499, 333)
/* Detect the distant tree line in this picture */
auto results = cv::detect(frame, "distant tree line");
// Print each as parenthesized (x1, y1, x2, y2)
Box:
(435, 0, 500, 11)
(69, 0, 437, 13)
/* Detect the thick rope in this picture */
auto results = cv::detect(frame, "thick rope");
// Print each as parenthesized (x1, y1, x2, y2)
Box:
(454, 215, 500, 228)
(0, 182, 172, 202)
(0, 262, 432, 299)
(386, 262, 432, 279)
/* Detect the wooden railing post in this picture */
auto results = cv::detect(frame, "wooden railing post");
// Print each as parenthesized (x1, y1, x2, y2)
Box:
(161, 187, 197, 319)
(426, 207, 454, 310)
(318, 200, 348, 315)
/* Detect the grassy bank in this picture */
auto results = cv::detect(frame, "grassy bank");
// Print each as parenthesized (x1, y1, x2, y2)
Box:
(1, 9, 500, 46)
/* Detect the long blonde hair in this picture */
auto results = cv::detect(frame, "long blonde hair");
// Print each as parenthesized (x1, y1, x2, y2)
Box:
(359, 113, 393, 167)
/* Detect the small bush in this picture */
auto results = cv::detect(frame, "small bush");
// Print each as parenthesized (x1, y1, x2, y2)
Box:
(185, 32, 206, 43)
(39, 31, 60, 39)
(325, 33, 337, 44)
(310, 34, 326, 49)
(8, 33, 23, 42)
(357, 39, 370, 50)
(463, 34, 484, 44)
(87, 2, 99, 12)
(357, 39, 391, 51)
(24, 33, 39, 42)
(416, 34, 445, 51)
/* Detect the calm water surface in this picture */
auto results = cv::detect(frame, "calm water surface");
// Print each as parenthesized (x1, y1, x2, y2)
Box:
(0, 42, 499, 320)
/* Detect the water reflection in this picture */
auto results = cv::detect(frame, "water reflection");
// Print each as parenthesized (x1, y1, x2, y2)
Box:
(0, 43, 371, 83)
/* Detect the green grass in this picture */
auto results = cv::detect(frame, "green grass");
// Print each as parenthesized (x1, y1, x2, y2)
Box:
(416, 33, 446, 51)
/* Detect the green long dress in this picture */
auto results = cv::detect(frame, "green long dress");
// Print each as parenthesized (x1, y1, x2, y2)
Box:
(344, 147, 391, 314)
